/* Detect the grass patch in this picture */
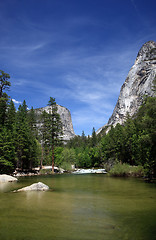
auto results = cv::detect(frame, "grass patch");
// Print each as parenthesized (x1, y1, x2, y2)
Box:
(39, 169, 53, 175)
(60, 162, 72, 171)
(109, 163, 144, 177)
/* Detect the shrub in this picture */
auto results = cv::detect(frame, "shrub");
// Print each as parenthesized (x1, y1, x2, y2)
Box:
(60, 162, 72, 171)
(109, 163, 144, 177)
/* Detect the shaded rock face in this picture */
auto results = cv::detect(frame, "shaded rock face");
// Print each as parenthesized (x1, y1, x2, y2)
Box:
(15, 182, 49, 192)
(34, 105, 75, 141)
(108, 41, 156, 127)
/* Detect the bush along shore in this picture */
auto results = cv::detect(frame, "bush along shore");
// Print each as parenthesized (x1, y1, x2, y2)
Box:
(108, 163, 145, 177)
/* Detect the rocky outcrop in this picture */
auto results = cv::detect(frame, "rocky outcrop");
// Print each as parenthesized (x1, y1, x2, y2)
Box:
(108, 41, 156, 126)
(34, 104, 75, 141)
(0, 174, 18, 182)
(14, 182, 49, 192)
(98, 41, 156, 133)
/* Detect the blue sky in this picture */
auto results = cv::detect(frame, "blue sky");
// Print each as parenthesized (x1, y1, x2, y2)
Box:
(0, 0, 156, 135)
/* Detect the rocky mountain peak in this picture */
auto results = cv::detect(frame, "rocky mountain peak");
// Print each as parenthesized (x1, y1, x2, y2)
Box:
(97, 41, 156, 134)
(34, 104, 75, 141)
(135, 40, 156, 64)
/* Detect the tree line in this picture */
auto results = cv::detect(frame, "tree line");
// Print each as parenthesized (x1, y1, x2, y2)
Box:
(0, 70, 62, 173)
(0, 70, 155, 178)
(48, 94, 156, 178)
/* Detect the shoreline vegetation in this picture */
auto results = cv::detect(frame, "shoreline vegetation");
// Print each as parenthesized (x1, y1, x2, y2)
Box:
(11, 163, 144, 178)
(0, 71, 156, 181)
(109, 163, 145, 177)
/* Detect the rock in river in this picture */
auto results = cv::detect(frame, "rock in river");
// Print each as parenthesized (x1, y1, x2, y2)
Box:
(15, 182, 49, 192)
(0, 174, 18, 183)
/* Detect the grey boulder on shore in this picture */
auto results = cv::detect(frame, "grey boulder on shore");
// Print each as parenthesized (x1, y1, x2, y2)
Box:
(0, 174, 18, 183)
(14, 182, 49, 192)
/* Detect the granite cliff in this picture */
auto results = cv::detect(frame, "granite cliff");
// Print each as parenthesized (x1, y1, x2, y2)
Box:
(97, 40, 156, 134)
(34, 105, 75, 141)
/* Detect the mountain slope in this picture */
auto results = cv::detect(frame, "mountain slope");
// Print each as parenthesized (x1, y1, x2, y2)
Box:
(97, 40, 156, 134)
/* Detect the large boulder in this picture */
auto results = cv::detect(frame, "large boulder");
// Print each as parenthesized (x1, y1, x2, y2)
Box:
(0, 174, 18, 183)
(15, 182, 49, 192)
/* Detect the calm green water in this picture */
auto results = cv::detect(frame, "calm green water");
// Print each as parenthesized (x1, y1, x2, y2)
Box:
(0, 174, 156, 240)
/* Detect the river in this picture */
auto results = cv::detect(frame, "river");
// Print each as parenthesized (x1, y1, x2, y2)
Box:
(0, 174, 156, 240)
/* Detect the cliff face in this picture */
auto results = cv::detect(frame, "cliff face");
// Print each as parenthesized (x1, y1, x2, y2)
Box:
(107, 41, 156, 128)
(34, 105, 75, 141)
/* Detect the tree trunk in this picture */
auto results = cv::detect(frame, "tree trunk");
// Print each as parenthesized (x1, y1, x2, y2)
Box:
(40, 147, 43, 170)
(52, 144, 55, 173)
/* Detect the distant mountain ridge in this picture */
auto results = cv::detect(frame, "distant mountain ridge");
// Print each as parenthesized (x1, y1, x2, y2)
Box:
(97, 40, 156, 134)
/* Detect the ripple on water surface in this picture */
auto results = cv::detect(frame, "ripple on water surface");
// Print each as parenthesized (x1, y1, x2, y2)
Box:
(0, 174, 156, 240)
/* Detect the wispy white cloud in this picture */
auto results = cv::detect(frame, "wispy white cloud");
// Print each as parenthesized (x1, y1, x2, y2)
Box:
(0, 0, 155, 135)
(8, 45, 136, 135)
(12, 99, 22, 104)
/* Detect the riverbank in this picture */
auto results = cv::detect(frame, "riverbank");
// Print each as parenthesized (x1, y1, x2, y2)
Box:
(12, 167, 107, 177)
(2, 163, 151, 179)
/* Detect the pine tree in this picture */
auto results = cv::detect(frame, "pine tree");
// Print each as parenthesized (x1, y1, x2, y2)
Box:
(15, 100, 40, 171)
(91, 127, 97, 147)
(47, 97, 63, 173)
(5, 99, 16, 131)
(28, 107, 38, 139)
(0, 127, 16, 173)
(0, 93, 9, 128)
(40, 110, 50, 168)
(0, 70, 11, 98)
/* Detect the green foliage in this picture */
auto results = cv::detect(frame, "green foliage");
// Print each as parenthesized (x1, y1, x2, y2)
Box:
(40, 97, 63, 172)
(0, 70, 11, 98)
(0, 128, 16, 173)
(0, 70, 155, 178)
(100, 96, 156, 178)
(0, 71, 42, 173)
(39, 168, 52, 175)
(109, 163, 144, 177)
(60, 162, 72, 171)
(27, 107, 38, 139)
(91, 127, 97, 147)
(0, 94, 9, 127)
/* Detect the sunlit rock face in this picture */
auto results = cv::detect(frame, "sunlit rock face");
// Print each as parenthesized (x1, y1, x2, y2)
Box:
(108, 41, 156, 128)
(34, 104, 75, 141)
(14, 182, 49, 192)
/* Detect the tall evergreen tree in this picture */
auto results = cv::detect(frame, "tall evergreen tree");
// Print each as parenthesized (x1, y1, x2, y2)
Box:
(47, 97, 63, 173)
(15, 100, 40, 171)
(28, 107, 38, 139)
(5, 99, 16, 131)
(40, 110, 51, 168)
(0, 93, 9, 128)
(0, 128, 16, 173)
(91, 127, 97, 147)
(0, 70, 11, 98)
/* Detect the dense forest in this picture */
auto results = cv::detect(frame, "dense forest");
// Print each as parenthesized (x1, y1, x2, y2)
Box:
(0, 70, 156, 178)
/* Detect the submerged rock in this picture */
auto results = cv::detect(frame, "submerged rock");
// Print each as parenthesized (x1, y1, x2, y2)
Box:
(15, 182, 49, 192)
(0, 174, 18, 183)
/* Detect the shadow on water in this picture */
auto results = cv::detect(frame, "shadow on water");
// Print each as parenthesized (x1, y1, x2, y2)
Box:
(0, 174, 156, 240)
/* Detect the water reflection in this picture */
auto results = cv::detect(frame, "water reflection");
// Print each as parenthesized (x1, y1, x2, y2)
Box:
(0, 182, 17, 192)
(0, 182, 10, 191)
(0, 175, 155, 240)
(25, 191, 45, 203)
